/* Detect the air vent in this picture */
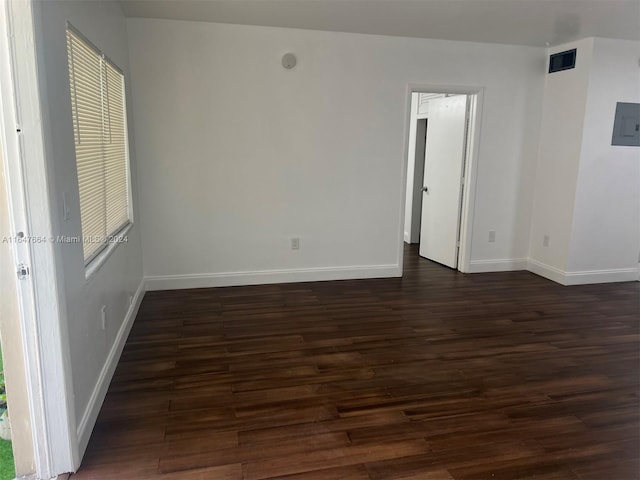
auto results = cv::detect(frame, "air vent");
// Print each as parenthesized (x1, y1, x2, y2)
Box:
(548, 49, 577, 73)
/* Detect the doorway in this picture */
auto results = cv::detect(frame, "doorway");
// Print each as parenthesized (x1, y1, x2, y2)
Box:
(0, 0, 78, 476)
(402, 87, 482, 273)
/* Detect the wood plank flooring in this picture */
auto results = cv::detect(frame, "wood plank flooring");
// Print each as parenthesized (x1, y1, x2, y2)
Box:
(72, 245, 640, 479)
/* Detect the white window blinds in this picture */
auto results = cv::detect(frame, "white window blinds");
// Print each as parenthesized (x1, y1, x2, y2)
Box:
(66, 26, 131, 264)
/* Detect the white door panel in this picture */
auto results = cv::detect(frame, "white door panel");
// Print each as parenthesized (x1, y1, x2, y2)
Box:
(419, 95, 467, 268)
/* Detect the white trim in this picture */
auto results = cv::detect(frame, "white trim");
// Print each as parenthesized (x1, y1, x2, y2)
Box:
(145, 265, 401, 291)
(563, 268, 639, 285)
(526, 258, 639, 285)
(526, 259, 568, 284)
(404, 231, 410, 243)
(457, 91, 483, 274)
(84, 222, 133, 280)
(398, 84, 484, 275)
(77, 279, 145, 455)
(467, 258, 528, 273)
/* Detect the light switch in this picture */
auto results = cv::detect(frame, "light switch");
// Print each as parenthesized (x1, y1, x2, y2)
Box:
(62, 192, 70, 220)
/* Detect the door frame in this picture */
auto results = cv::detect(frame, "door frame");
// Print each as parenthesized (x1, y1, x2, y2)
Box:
(0, 0, 78, 477)
(399, 84, 484, 274)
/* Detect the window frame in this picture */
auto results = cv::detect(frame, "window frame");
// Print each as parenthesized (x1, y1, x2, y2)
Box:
(66, 23, 134, 274)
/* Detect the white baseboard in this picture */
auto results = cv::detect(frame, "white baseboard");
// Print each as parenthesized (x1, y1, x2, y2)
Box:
(76, 279, 145, 456)
(466, 258, 528, 273)
(526, 259, 567, 284)
(145, 264, 401, 291)
(527, 259, 639, 285)
(563, 268, 639, 285)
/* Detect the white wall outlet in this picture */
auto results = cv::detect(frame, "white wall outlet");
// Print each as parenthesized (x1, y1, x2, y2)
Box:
(291, 237, 300, 250)
(543, 235, 550, 247)
(100, 305, 107, 330)
(488, 230, 496, 243)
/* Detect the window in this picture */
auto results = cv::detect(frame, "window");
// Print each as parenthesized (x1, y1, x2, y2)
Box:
(66, 25, 131, 265)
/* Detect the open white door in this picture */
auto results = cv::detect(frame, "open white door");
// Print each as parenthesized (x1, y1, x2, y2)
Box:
(1, 0, 78, 476)
(418, 95, 468, 268)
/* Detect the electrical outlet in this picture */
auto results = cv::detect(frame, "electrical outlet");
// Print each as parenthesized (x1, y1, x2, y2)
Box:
(543, 235, 550, 247)
(291, 237, 300, 250)
(488, 231, 496, 243)
(100, 305, 107, 330)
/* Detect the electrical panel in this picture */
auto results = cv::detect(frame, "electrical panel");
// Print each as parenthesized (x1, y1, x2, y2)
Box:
(611, 102, 640, 147)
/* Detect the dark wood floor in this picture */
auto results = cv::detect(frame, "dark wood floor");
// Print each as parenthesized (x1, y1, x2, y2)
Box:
(72, 245, 640, 480)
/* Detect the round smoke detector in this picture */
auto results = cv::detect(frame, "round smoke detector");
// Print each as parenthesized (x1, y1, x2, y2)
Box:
(282, 53, 297, 69)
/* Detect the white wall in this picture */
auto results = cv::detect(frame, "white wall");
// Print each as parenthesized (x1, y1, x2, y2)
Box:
(529, 37, 640, 284)
(127, 18, 545, 288)
(32, 0, 144, 459)
(568, 38, 640, 277)
(528, 39, 594, 273)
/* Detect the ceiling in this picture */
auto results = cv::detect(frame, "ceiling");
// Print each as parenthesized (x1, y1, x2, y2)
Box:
(119, 0, 640, 47)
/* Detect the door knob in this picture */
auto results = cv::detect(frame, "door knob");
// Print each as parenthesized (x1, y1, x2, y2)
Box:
(422, 186, 429, 193)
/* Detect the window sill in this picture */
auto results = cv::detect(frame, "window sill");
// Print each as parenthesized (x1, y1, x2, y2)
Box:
(84, 222, 133, 281)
